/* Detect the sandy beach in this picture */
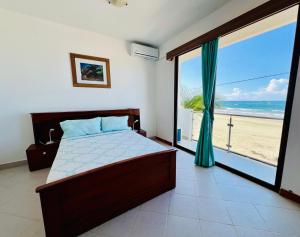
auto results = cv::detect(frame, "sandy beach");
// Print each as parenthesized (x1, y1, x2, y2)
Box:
(192, 112, 283, 166)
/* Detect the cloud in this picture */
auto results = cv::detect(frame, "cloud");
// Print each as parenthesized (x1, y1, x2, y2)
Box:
(265, 79, 288, 94)
(225, 87, 250, 100)
(223, 78, 288, 100)
(230, 88, 241, 97)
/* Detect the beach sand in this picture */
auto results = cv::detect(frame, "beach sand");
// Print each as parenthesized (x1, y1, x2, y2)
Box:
(192, 113, 283, 166)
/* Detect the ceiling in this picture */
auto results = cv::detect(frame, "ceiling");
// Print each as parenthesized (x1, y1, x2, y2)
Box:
(0, 0, 230, 46)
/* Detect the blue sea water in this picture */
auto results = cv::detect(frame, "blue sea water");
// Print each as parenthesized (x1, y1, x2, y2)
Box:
(215, 101, 285, 119)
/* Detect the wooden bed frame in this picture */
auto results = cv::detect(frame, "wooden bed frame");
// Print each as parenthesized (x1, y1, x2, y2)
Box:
(32, 108, 176, 237)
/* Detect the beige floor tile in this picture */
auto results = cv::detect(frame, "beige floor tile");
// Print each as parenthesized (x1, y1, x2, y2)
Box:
(0, 213, 38, 237)
(165, 215, 201, 237)
(176, 168, 198, 181)
(235, 226, 276, 237)
(0, 189, 42, 220)
(22, 220, 46, 237)
(218, 185, 258, 203)
(130, 210, 167, 237)
(140, 191, 170, 214)
(175, 178, 198, 196)
(169, 193, 198, 219)
(197, 196, 232, 224)
(83, 208, 139, 237)
(196, 178, 222, 199)
(226, 201, 267, 230)
(255, 205, 300, 235)
(200, 220, 238, 237)
(0, 186, 15, 207)
(213, 168, 244, 186)
(252, 187, 300, 210)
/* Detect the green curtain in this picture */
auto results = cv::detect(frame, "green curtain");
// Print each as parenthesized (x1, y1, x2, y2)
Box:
(194, 38, 219, 167)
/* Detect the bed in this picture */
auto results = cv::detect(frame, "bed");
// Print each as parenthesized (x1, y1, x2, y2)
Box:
(32, 109, 176, 237)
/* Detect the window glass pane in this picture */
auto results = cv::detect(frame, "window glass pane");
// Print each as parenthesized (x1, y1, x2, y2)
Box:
(213, 5, 298, 184)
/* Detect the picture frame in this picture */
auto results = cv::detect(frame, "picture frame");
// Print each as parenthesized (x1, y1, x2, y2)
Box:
(70, 53, 111, 88)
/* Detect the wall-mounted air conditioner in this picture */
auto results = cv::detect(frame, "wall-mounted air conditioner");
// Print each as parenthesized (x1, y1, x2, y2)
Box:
(130, 43, 159, 61)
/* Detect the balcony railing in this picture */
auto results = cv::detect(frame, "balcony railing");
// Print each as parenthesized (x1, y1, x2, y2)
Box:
(190, 111, 283, 166)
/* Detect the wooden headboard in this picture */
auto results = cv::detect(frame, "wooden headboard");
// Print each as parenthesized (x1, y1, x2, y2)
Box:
(31, 108, 141, 144)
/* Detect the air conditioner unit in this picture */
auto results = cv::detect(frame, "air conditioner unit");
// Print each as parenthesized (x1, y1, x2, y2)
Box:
(130, 43, 159, 61)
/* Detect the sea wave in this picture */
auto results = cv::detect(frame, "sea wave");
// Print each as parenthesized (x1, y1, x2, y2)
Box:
(215, 108, 284, 119)
(272, 109, 284, 112)
(214, 101, 285, 119)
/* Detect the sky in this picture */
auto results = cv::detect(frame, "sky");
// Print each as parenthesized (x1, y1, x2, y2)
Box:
(179, 22, 297, 101)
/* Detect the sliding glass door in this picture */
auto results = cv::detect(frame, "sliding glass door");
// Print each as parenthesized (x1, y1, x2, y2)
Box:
(213, 5, 298, 185)
(174, 4, 299, 188)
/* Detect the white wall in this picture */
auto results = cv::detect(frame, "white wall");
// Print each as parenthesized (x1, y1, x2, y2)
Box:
(281, 61, 300, 195)
(178, 108, 193, 140)
(0, 9, 157, 165)
(155, 0, 268, 142)
(155, 58, 174, 142)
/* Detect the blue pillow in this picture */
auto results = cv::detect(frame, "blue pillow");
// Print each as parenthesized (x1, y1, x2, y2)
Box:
(60, 117, 101, 139)
(101, 116, 131, 132)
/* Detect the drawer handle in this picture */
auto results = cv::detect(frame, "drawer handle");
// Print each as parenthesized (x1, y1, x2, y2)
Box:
(42, 152, 47, 155)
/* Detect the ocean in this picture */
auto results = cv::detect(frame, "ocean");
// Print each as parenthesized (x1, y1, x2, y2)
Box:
(215, 101, 285, 119)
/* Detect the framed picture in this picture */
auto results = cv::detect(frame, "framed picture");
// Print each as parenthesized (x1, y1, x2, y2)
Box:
(70, 53, 111, 88)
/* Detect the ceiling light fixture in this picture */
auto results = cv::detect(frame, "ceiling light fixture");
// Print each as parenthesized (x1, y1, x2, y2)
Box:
(107, 0, 128, 7)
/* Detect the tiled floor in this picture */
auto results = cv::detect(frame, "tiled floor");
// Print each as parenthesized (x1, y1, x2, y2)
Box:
(178, 138, 276, 184)
(1, 149, 300, 237)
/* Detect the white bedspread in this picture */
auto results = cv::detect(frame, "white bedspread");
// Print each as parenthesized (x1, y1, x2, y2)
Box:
(47, 130, 167, 183)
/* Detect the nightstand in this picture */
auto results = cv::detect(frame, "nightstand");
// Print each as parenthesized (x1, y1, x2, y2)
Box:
(136, 129, 147, 137)
(26, 143, 59, 171)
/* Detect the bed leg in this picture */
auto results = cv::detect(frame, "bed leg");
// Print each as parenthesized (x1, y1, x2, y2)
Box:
(39, 191, 64, 237)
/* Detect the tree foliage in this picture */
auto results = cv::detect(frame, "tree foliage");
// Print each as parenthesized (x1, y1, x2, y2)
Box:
(183, 95, 204, 111)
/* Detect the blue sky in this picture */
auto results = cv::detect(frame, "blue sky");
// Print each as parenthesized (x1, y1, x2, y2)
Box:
(179, 22, 297, 101)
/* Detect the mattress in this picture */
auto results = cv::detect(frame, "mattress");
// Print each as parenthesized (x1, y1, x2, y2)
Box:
(46, 130, 168, 183)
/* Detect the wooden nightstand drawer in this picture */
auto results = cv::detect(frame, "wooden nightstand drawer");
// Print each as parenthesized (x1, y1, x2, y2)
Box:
(26, 143, 59, 171)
